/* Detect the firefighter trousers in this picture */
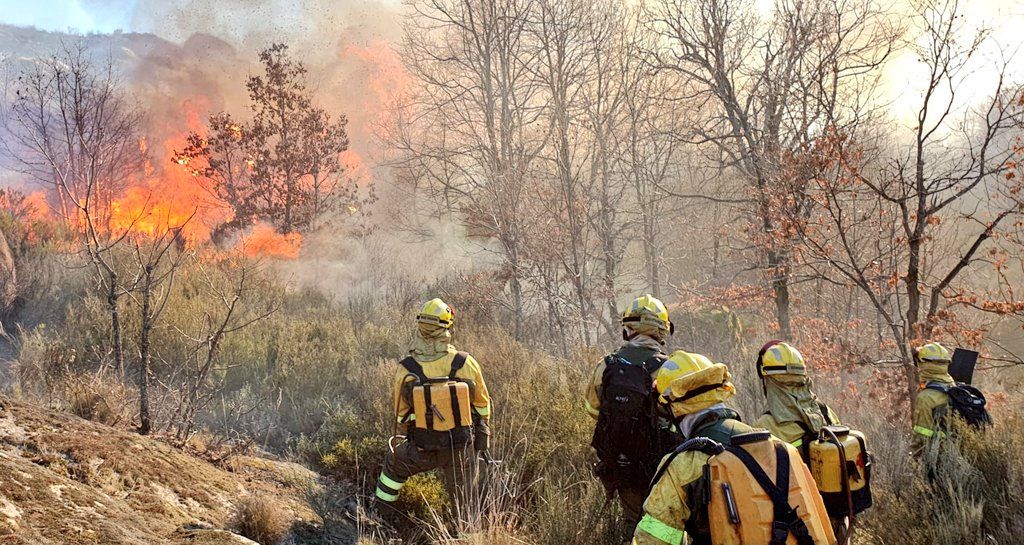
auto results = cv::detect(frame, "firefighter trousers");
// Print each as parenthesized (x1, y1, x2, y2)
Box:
(376, 439, 479, 512)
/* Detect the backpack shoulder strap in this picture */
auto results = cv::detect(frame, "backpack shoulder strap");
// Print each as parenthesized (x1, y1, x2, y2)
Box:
(400, 356, 428, 383)
(641, 354, 668, 375)
(449, 351, 469, 380)
(649, 437, 724, 491)
(818, 401, 833, 426)
(726, 443, 814, 545)
(925, 382, 952, 394)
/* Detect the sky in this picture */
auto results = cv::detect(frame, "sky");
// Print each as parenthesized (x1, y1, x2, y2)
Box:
(0, 0, 1022, 126)
(0, 0, 137, 34)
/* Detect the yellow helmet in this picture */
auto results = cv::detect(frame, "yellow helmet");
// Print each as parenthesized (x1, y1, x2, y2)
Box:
(656, 350, 714, 396)
(756, 341, 807, 378)
(914, 342, 951, 364)
(416, 298, 454, 329)
(621, 294, 673, 335)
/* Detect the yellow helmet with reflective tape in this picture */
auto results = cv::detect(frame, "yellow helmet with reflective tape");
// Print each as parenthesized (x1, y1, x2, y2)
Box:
(914, 342, 951, 364)
(756, 341, 807, 378)
(622, 294, 673, 335)
(416, 298, 454, 329)
(656, 350, 714, 395)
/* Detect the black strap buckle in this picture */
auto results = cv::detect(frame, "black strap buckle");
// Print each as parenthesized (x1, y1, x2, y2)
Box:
(770, 521, 790, 545)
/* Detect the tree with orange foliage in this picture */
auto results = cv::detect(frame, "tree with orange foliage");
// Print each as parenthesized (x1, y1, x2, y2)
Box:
(798, 0, 1024, 403)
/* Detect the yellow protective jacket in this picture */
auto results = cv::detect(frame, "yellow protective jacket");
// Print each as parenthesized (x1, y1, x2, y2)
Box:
(912, 385, 949, 441)
(392, 347, 491, 434)
(633, 411, 754, 545)
(755, 404, 842, 449)
(585, 338, 666, 419)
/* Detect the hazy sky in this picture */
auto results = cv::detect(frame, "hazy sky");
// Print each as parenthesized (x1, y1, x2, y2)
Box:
(0, 0, 137, 34)
(1, 0, 1022, 126)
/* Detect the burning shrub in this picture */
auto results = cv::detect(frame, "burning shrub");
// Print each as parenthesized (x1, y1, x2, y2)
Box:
(241, 222, 302, 259)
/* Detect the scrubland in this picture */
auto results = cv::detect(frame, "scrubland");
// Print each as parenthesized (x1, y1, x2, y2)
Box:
(6, 245, 1021, 545)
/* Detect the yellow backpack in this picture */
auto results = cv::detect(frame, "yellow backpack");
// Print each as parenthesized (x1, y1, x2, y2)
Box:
(807, 426, 872, 518)
(659, 432, 835, 545)
(400, 353, 474, 450)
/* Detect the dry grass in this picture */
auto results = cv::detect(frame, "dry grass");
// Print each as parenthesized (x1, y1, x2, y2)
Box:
(233, 495, 291, 545)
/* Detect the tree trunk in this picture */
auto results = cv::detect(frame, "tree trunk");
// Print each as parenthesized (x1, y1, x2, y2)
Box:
(768, 251, 793, 340)
(643, 211, 660, 297)
(138, 265, 153, 435)
(107, 271, 125, 379)
(509, 261, 524, 341)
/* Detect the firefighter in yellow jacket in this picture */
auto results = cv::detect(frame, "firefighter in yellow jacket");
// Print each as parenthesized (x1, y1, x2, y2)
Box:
(753, 342, 842, 449)
(912, 342, 954, 447)
(633, 353, 835, 545)
(374, 298, 491, 511)
(752, 341, 849, 540)
(585, 294, 675, 534)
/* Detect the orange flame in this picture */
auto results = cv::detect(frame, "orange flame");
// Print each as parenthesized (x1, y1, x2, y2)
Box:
(339, 38, 411, 139)
(240, 222, 302, 259)
(109, 100, 232, 246)
(23, 191, 51, 220)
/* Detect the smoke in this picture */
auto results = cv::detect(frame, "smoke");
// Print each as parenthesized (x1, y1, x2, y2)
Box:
(276, 219, 501, 302)
(123, 0, 490, 298)
(1, 0, 493, 298)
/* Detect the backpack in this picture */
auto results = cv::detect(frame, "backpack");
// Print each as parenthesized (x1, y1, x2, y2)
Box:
(807, 426, 872, 518)
(591, 354, 668, 484)
(654, 433, 835, 545)
(789, 406, 874, 519)
(927, 382, 992, 429)
(399, 352, 475, 450)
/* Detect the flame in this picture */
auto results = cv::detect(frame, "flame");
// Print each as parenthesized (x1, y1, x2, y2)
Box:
(339, 149, 372, 188)
(339, 38, 411, 137)
(22, 191, 51, 220)
(240, 222, 302, 259)
(108, 98, 232, 246)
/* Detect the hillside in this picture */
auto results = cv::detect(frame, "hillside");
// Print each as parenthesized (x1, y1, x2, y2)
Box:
(0, 397, 333, 545)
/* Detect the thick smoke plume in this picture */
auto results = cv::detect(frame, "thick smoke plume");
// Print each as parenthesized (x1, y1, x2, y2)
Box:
(1, 0, 486, 299)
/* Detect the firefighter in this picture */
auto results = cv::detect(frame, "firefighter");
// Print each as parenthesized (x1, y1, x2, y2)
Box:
(912, 342, 954, 446)
(753, 341, 842, 448)
(374, 298, 491, 516)
(634, 354, 835, 545)
(585, 294, 676, 536)
(753, 341, 851, 540)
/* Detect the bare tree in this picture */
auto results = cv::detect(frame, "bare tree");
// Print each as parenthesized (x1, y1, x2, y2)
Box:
(645, 0, 896, 339)
(7, 42, 146, 376)
(799, 0, 1024, 401)
(168, 258, 279, 440)
(128, 219, 193, 435)
(394, 0, 549, 340)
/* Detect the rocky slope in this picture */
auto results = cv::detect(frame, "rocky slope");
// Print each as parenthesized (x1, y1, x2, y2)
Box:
(0, 397, 329, 545)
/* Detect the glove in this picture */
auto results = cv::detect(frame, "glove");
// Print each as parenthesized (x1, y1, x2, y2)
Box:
(474, 421, 491, 452)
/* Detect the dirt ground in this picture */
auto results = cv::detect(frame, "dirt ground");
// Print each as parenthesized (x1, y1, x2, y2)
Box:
(0, 397, 333, 545)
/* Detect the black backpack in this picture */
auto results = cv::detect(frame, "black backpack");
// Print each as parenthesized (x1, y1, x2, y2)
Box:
(591, 354, 668, 484)
(928, 382, 993, 429)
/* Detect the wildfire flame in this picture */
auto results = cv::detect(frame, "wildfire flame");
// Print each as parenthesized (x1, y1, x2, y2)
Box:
(240, 222, 302, 259)
(108, 101, 231, 247)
